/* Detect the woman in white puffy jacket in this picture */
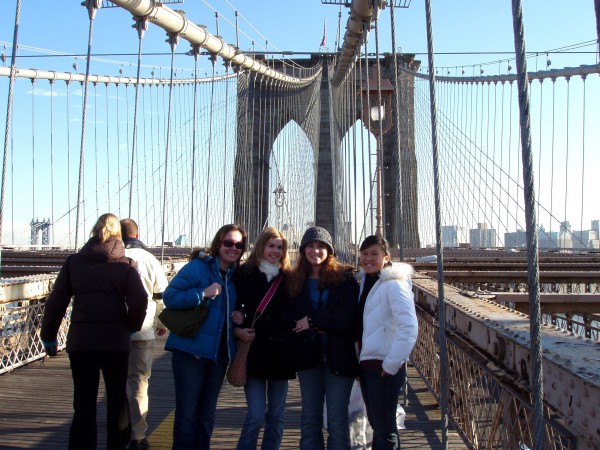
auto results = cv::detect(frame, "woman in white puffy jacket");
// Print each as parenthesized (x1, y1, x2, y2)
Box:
(356, 235, 418, 450)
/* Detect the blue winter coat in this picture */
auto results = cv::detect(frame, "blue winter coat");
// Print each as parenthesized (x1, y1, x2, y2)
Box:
(163, 255, 237, 362)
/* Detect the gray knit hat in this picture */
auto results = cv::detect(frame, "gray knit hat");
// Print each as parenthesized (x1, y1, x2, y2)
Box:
(300, 226, 334, 254)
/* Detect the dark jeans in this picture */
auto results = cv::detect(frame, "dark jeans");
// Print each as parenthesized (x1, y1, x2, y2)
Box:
(297, 363, 354, 450)
(171, 350, 228, 450)
(68, 351, 131, 450)
(359, 364, 407, 450)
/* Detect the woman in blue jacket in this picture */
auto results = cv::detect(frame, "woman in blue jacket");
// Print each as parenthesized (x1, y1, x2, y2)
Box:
(163, 224, 247, 450)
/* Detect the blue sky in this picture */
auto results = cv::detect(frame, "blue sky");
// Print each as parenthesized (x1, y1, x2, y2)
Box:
(1, 1, 598, 246)
(2, 1, 598, 78)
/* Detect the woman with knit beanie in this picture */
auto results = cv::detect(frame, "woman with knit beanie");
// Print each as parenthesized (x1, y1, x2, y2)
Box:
(285, 226, 359, 450)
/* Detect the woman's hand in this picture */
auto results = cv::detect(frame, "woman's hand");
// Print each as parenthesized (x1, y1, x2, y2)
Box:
(234, 327, 255, 343)
(293, 316, 310, 333)
(203, 282, 222, 299)
(231, 310, 244, 324)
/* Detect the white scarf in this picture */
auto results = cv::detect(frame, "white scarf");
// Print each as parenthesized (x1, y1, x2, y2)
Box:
(259, 260, 281, 282)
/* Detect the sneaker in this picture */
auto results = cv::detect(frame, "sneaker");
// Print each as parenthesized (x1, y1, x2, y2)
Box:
(129, 439, 150, 450)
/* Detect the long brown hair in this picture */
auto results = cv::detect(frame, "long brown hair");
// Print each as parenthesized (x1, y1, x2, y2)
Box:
(287, 249, 353, 297)
(207, 224, 248, 268)
(244, 227, 291, 272)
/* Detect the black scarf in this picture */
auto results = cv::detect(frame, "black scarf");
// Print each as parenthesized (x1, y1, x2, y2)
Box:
(123, 237, 148, 250)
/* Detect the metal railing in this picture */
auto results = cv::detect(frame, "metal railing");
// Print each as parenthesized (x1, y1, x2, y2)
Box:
(0, 298, 69, 375)
(411, 308, 576, 449)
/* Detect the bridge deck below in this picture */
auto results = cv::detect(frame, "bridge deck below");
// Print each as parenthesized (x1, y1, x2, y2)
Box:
(0, 335, 468, 449)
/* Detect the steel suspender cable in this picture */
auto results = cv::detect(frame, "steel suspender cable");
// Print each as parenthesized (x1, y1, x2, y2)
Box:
(511, 1, 544, 448)
(424, 1, 449, 447)
(190, 46, 200, 249)
(579, 76, 586, 235)
(0, 0, 20, 243)
(222, 62, 230, 225)
(75, 0, 101, 249)
(93, 82, 99, 217)
(129, 16, 148, 218)
(204, 55, 216, 245)
(160, 32, 178, 263)
(373, 11, 385, 239)
(31, 78, 36, 225)
(105, 82, 111, 212)
(389, 4, 405, 260)
(50, 80, 55, 243)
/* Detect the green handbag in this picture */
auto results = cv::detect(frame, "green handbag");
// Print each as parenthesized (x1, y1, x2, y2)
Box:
(158, 300, 211, 338)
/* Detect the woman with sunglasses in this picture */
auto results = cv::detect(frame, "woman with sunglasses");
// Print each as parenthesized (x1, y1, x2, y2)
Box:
(356, 235, 418, 450)
(163, 224, 247, 450)
(285, 226, 359, 450)
(232, 227, 295, 450)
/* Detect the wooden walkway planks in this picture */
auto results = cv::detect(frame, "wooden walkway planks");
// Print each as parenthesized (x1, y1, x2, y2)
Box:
(0, 336, 468, 449)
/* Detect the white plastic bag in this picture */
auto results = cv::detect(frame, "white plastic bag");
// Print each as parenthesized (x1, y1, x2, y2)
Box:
(349, 380, 373, 449)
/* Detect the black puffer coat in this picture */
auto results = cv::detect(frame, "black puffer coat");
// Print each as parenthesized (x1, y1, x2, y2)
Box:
(41, 237, 147, 353)
(234, 265, 296, 380)
(282, 269, 360, 377)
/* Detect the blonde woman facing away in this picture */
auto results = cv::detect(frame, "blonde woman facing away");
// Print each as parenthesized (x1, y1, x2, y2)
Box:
(41, 213, 148, 450)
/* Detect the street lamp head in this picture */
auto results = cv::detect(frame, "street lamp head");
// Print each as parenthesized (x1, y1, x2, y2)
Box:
(370, 104, 385, 122)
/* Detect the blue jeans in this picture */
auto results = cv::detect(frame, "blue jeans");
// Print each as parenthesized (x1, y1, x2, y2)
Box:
(297, 363, 354, 450)
(359, 364, 407, 450)
(171, 350, 228, 450)
(236, 376, 289, 450)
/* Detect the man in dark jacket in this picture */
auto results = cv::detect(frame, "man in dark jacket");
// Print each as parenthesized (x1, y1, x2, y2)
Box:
(41, 213, 147, 450)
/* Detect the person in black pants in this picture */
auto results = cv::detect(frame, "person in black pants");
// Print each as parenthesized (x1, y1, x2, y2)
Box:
(41, 213, 147, 450)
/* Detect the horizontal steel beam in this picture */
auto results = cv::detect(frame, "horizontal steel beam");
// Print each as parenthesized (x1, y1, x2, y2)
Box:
(413, 276, 600, 450)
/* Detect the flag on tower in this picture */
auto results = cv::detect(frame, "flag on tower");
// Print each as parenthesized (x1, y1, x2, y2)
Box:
(320, 18, 326, 47)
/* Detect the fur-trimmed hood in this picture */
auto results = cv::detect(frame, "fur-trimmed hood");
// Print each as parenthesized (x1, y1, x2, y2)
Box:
(358, 262, 414, 283)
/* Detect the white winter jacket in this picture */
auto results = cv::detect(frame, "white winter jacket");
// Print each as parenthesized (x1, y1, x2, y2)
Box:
(125, 247, 169, 341)
(359, 263, 418, 375)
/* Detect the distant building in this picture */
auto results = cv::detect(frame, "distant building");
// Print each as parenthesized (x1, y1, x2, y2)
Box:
(469, 223, 497, 248)
(572, 229, 599, 249)
(442, 225, 466, 248)
(505, 229, 526, 248)
(538, 227, 559, 249)
(175, 234, 188, 246)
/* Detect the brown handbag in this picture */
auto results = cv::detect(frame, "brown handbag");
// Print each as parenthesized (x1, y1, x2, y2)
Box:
(226, 274, 282, 387)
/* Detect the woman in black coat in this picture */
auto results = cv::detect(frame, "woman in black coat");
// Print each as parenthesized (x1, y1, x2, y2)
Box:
(285, 226, 359, 450)
(41, 213, 147, 450)
(233, 227, 295, 450)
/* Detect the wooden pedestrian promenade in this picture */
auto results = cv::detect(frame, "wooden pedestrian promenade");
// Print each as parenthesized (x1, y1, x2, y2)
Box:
(0, 335, 468, 449)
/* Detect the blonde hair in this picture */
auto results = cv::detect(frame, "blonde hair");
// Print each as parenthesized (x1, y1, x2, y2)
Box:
(244, 227, 291, 271)
(91, 213, 122, 243)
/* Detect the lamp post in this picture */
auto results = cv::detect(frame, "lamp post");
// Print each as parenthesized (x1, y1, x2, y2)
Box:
(273, 182, 286, 228)
(359, 66, 394, 237)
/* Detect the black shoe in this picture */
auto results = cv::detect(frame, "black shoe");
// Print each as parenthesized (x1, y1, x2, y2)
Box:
(129, 439, 149, 450)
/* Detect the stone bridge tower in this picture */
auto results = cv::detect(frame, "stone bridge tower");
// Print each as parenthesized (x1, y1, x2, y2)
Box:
(234, 53, 420, 249)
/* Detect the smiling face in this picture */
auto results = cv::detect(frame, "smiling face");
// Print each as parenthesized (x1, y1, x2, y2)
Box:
(303, 241, 329, 268)
(262, 237, 284, 264)
(359, 243, 390, 275)
(218, 230, 244, 270)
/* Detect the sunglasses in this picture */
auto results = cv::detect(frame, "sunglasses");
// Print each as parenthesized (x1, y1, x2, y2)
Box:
(222, 239, 245, 250)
